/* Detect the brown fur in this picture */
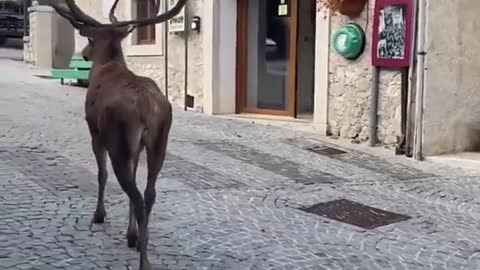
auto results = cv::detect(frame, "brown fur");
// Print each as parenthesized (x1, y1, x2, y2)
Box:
(82, 28, 172, 270)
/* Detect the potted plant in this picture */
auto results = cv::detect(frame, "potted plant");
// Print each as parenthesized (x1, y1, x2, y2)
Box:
(317, 0, 368, 18)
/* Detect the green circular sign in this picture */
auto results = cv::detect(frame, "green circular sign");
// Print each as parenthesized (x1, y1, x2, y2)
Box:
(332, 23, 366, 60)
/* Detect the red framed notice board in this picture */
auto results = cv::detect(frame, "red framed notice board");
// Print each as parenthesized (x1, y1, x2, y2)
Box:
(371, 0, 414, 67)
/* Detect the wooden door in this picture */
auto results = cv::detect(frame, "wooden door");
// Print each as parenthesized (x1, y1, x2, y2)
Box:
(236, 0, 298, 117)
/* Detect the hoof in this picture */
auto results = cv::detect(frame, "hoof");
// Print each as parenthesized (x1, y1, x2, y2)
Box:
(139, 261, 152, 270)
(127, 233, 138, 248)
(92, 211, 105, 224)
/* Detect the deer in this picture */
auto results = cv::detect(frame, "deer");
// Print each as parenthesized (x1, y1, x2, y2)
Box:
(43, 0, 188, 269)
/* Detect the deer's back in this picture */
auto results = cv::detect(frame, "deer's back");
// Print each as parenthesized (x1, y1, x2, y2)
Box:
(85, 62, 171, 134)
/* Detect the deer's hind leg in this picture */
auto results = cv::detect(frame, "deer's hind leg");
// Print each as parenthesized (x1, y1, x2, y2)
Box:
(92, 137, 108, 223)
(107, 126, 151, 270)
(144, 116, 172, 247)
(127, 142, 144, 248)
(110, 155, 149, 269)
(88, 121, 108, 224)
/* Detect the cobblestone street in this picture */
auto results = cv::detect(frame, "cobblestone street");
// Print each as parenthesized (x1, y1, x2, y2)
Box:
(3, 59, 480, 270)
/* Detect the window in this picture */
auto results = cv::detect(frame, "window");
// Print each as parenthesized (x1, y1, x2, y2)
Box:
(136, 0, 156, 44)
(125, 0, 164, 56)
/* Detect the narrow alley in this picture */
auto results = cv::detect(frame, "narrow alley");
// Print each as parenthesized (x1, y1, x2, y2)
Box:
(1, 59, 480, 269)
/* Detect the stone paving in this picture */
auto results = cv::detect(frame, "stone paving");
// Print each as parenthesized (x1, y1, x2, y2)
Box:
(2, 59, 480, 269)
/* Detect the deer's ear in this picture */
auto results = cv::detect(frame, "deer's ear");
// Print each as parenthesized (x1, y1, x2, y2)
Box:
(78, 26, 97, 38)
(114, 27, 130, 40)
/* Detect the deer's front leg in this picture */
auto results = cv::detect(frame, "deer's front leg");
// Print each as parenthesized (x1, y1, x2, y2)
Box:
(92, 135, 108, 224)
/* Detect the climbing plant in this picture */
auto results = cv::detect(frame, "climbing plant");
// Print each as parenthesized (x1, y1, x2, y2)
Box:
(316, 0, 343, 17)
(316, 0, 368, 18)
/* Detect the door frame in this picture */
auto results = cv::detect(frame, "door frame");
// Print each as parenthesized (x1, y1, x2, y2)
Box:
(235, 0, 298, 117)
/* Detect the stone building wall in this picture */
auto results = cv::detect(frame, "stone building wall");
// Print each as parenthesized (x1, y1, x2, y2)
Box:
(327, 1, 402, 146)
(125, 0, 203, 111)
(73, 0, 204, 111)
(23, 8, 37, 64)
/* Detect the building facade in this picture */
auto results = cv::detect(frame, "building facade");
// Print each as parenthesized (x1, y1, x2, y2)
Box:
(419, 0, 480, 157)
(25, 0, 410, 154)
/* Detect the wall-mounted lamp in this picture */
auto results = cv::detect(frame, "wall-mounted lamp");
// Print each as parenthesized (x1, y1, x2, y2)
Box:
(191, 16, 201, 33)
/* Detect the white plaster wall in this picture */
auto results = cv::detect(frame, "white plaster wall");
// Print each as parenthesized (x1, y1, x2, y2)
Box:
(327, 1, 402, 145)
(29, 6, 54, 67)
(422, 0, 480, 155)
(202, 0, 237, 115)
(24, 3, 73, 69)
(313, 7, 331, 132)
(216, 0, 237, 114)
(23, 9, 36, 64)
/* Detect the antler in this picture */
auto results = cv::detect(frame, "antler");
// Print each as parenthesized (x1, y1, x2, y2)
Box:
(63, 0, 102, 26)
(45, 0, 187, 31)
(153, 0, 162, 17)
(42, 0, 101, 27)
(114, 0, 187, 28)
(109, 0, 161, 24)
(109, 0, 120, 23)
(48, 2, 83, 28)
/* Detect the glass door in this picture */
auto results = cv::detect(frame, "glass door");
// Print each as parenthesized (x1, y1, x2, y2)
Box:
(236, 0, 298, 117)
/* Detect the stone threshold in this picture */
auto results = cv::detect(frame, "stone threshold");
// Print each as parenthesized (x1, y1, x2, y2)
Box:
(427, 152, 480, 173)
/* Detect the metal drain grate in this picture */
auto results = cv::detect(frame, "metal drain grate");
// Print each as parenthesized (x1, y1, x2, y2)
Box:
(306, 145, 347, 156)
(301, 199, 411, 229)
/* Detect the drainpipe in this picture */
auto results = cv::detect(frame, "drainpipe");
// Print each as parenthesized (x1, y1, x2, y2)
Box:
(183, 3, 189, 111)
(369, 66, 380, 146)
(164, 0, 169, 100)
(405, 0, 420, 158)
(405, 63, 416, 158)
(413, 0, 427, 160)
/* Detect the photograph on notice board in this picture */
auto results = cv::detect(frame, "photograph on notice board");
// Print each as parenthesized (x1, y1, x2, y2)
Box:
(371, 0, 413, 68)
(376, 5, 407, 60)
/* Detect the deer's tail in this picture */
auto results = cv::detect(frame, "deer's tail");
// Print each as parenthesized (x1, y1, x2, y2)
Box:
(100, 106, 144, 158)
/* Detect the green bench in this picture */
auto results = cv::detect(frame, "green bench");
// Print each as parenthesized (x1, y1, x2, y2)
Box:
(51, 56, 92, 85)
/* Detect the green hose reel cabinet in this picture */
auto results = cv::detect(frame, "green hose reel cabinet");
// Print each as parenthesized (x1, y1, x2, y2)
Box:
(332, 22, 366, 60)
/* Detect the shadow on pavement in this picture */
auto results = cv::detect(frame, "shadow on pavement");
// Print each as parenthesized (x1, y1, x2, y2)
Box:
(0, 38, 23, 61)
(1, 38, 23, 49)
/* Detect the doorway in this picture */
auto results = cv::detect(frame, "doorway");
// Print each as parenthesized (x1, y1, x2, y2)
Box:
(236, 0, 316, 118)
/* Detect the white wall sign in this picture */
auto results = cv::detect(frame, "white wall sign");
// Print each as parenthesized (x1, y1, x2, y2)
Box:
(168, 0, 186, 33)
(278, 0, 288, 16)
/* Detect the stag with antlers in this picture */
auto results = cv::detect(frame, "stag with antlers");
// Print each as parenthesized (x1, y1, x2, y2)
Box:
(42, 0, 188, 269)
